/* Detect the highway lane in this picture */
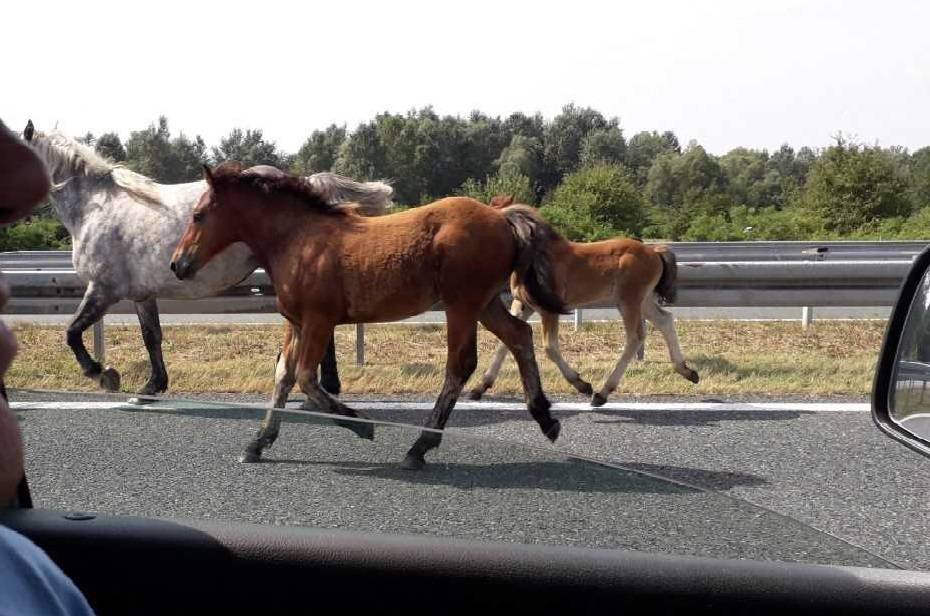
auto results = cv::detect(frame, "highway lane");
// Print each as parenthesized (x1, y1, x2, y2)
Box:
(11, 391, 928, 571)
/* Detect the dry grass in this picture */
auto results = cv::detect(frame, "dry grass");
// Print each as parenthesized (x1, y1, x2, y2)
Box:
(6, 320, 885, 398)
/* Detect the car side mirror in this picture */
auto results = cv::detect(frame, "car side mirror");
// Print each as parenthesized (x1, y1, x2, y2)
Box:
(872, 245, 930, 457)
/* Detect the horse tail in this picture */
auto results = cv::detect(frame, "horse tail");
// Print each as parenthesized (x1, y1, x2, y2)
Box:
(501, 204, 569, 315)
(307, 172, 394, 215)
(654, 246, 678, 305)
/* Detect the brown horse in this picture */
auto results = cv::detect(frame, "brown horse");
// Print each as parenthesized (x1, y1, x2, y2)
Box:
(470, 195, 699, 406)
(171, 163, 567, 469)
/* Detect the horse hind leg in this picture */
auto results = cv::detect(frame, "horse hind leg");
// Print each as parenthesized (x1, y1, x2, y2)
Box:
(541, 311, 593, 395)
(67, 283, 120, 391)
(477, 298, 560, 442)
(403, 309, 480, 470)
(469, 299, 533, 400)
(134, 297, 168, 395)
(319, 332, 341, 395)
(643, 295, 699, 384)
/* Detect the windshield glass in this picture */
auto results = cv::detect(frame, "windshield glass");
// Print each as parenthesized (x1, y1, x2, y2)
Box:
(12, 391, 894, 568)
(3, 0, 930, 577)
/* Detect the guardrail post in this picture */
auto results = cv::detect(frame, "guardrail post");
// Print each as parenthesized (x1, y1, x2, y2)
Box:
(355, 323, 365, 366)
(574, 308, 583, 331)
(92, 318, 105, 364)
(801, 306, 813, 329)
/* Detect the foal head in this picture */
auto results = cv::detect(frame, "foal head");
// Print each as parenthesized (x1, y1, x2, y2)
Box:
(170, 162, 246, 280)
(170, 162, 340, 280)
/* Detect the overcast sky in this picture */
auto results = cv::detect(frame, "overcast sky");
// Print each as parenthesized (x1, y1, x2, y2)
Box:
(4, 0, 928, 154)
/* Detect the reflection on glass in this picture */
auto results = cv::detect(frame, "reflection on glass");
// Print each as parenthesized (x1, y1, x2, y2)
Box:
(892, 269, 930, 441)
(13, 392, 891, 568)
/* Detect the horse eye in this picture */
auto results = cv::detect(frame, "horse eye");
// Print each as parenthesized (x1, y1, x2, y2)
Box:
(193, 211, 205, 223)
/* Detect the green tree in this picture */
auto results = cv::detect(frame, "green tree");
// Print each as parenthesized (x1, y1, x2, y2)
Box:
(580, 127, 626, 167)
(334, 121, 390, 184)
(644, 143, 726, 239)
(125, 117, 207, 182)
(909, 147, 930, 210)
(125, 116, 174, 181)
(541, 104, 615, 190)
(540, 164, 645, 241)
(211, 128, 282, 168)
(94, 132, 126, 163)
(798, 137, 911, 234)
(292, 124, 346, 175)
(625, 130, 680, 184)
(719, 147, 785, 208)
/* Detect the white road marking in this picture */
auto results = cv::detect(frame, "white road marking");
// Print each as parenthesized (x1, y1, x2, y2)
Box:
(11, 399, 871, 413)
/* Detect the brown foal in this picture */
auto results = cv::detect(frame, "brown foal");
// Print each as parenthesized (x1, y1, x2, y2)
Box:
(470, 195, 699, 406)
(171, 163, 567, 469)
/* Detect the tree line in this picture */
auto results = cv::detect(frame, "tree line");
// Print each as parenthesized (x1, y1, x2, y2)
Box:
(4, 105, 930, 250)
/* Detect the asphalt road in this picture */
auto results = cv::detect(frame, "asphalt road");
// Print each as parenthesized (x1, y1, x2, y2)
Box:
(4, 306, 892, 326)
(11, 390, 929, 572)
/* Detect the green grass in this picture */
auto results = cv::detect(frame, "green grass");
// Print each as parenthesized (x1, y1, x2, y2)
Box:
(6, 320, 884, 398)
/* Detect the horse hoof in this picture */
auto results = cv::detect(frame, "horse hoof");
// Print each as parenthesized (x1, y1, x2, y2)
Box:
(400, 454, 426, 471)
(687, 369, 700, 384)
(543, 420, 561, 443)
(336, 418, 375, 441)
(137, 379, 168, 396)
(238, 451, 262, 463)
(590, 393, 608, 407)
(467, 388, 485, 401)
(575, 381, 594, 396)
(98, 367, 121, 392)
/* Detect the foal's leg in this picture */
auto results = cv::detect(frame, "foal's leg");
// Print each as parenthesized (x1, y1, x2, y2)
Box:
(134, 297, 168, 395)
(294, 324, 373, 440)
(591, 292, 648, 407)
(239, 328, 299, 463)
(642, 295, 699, 384)
(541, 311, 594, 396)
(66, 282, 120, 391)
(319, 332, 341, 395)
(402, 309, 479, 471)
(468, 298, 534, 400)
(478, 298, 560, 441)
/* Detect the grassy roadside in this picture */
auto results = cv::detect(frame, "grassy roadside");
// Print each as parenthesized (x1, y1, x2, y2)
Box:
(6, 321, 884, 398)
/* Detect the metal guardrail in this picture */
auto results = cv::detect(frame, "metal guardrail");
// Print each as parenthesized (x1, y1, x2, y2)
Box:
(0, 242, 923, 365)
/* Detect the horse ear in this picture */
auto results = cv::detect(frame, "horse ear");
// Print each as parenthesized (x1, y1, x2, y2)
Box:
(202, 164, 214, 187)
(501, 194, 514, 207)
(23, 120, 34, 143)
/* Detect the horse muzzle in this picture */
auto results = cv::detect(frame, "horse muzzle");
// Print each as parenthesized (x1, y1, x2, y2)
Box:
(170, 255, 196, 280)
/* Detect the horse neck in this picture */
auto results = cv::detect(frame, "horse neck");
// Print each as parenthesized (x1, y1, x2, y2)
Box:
(230, 200, 335, 279)
(48, 176, 100, 236)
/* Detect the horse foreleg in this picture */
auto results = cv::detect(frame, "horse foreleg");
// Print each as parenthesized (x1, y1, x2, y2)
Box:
(468, 299, 533, 400)
(402, 309, 479, 471)
(67, 283, 119, 391)
(642, 295, 699, 384)
(296, 323, 373, 441)
(134, 297, 168, 395)
(591, 293, 648, 407)
(319, 332, 341, 395)
(240, 327, 299, 463)
(477, 298, 560, 441)
(541, 311, 593, 395)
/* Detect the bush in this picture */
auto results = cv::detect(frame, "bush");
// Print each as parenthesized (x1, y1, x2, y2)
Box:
(0, 217, 71, 251)
(459, 171, 535, 205)
(540, 164, 645, 241)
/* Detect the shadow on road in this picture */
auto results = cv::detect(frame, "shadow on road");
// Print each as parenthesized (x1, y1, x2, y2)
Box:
(259, 458, 766, 494)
